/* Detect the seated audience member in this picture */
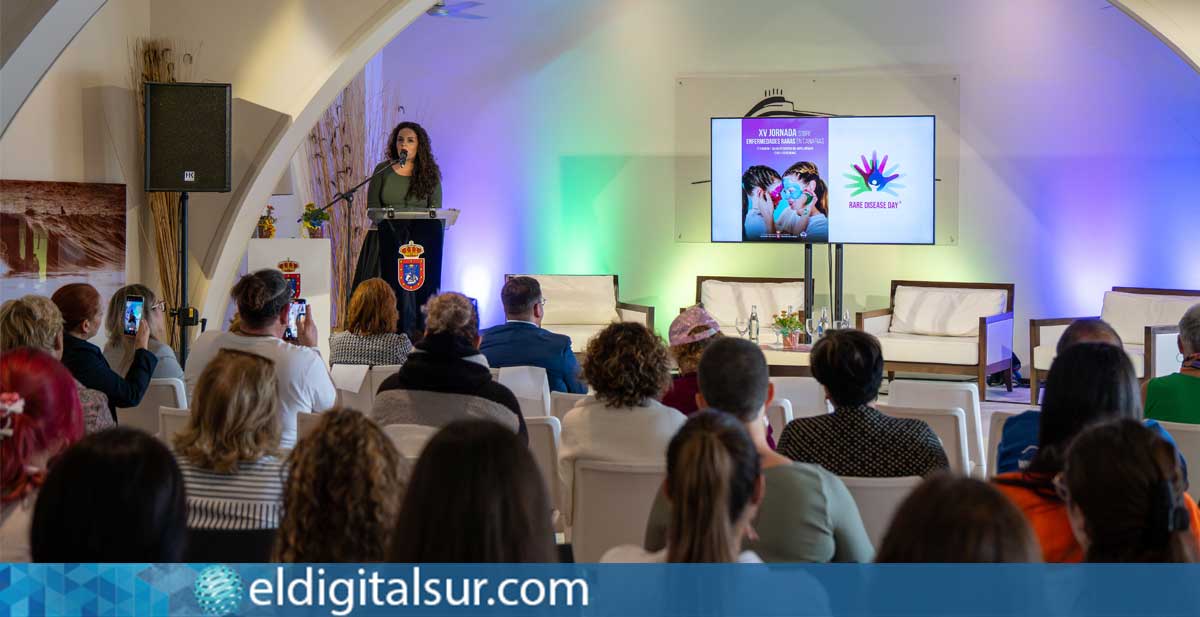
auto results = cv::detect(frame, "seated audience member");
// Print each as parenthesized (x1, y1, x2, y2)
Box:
(0, 295, 112, 433)
(53, 282, 158, 423)
(776, 330, 949, 477)
(0, 348, 85, 561)
(185, 270, 336, 449)
(173, 349, 286, 530)
(1145, 304, 1200, 425)
(479, 276, 586, 394)
(1061, 419, 1198, 563)
(660, 305, 721, 415)
(373, 292, 526, 440)
(605, 411, 764, 563)
(103, 284, 183, 380)
(31, 427, 186, 562)
(559, 322, 684, 523)
(876, 474, 1040, 562)
(993, 343, 1200, 562)
(329, 278, 413, 366)
(274, 407, 404, 562)
(390, 420, 554, 562)
(645, 338, 874, 562)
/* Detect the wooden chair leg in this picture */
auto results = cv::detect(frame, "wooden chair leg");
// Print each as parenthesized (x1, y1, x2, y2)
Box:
(887, 371, 896, 383)
(1030, 369, 1040, 406)
(977, 366, 987, 401)
(1005, 368, 1014, 392)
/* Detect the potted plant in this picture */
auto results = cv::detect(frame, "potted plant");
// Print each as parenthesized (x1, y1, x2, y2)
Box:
(255, 205, 277, 239)
(772, 309, 804, 349)
(301, 203, 329, 239)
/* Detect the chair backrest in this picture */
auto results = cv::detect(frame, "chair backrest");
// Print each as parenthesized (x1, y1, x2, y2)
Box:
(508, 274, 619, 326)
(550, 391, 587, 422)
(382, 423, 439, 468)
(877, 403, 970, 476)
(1157, 421, 1200, 501)
(572, 460, 665, 563)
(158, 407, 190, 442)
(296, 412, 321, 441)
(1100, 288, 1200, 345)
(498, 366, 552, 418)
(764, 399, 793, 441)
(332, 364, 401, 413)
(696, 276, 805, 331)
(988, 410, 1021, 477)
(117, 378, 186, 436)
(840, 476, 922, 548)
(771, 376, 827, 418)
(184, 527, 277, 562)
(526, 416, 563, 520)
(887, 380, 985, 477)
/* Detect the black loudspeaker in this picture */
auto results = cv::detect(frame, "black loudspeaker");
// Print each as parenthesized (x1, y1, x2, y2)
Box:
(144, 82, 231, 192)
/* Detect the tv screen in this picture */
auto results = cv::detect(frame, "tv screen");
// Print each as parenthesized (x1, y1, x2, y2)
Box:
(710, 115, 935, 244)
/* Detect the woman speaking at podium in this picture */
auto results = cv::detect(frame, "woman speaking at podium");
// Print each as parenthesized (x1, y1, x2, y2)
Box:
(352, 122, 445, 337)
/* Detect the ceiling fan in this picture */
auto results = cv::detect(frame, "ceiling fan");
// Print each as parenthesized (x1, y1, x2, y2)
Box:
(427, 1, 486, 20)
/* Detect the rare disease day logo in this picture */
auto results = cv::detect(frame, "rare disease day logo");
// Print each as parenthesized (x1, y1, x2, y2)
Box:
(398, 241, 426, 292)
(194, 565, 243, 617)
(844, 150, 905, 197)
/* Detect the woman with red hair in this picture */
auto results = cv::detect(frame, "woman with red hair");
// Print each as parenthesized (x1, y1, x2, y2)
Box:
(0, 348, 85, 561)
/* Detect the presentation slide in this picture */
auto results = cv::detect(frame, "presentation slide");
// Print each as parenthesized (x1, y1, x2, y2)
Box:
(711, 116, 934, 244)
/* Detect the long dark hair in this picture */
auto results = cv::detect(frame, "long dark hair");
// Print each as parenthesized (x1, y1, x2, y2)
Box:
(996, 343, 1141, 497)
(741, 165, 780, 222)
(1065, 419, 1196, 563)
(32, 427, 187, 562)
(390, 420, 554, 562)
(387, 121, 442, 201)
(877, 473, 1040, 562)
(665, 411, 761, 563)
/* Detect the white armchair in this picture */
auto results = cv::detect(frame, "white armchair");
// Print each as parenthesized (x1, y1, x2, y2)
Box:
(856, 281, 1015, 399)
(507, 274, 653, 349)
(1029, 287, 1200, 405)
(695, 276, 806, 336)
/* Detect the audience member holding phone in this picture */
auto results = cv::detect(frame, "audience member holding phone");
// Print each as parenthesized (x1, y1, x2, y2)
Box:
(103, 285, 183, 381)
(185, 269, 336, 449)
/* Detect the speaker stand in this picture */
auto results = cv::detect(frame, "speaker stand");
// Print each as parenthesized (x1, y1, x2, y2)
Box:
(174, 191, 199, 367)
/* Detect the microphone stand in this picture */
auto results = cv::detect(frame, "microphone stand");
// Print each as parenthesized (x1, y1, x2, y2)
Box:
(301, 158, 401, 316)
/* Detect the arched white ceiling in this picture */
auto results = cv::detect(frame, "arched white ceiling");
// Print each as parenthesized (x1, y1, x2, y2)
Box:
(1110, 0, 1200, 73)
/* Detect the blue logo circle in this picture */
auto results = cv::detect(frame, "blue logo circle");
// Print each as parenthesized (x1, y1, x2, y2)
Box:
(194, 564, 243, 617)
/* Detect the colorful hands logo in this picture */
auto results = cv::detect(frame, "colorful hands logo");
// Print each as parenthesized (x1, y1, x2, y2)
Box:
(844, 151, 904, 197)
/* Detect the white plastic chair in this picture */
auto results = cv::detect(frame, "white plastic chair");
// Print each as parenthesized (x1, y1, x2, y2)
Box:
(571, 460, 665, 563)
(333, 364, 401, 412)
(765, 399, 794, 441)
(498, 366, 551, 418)
(770, 376, 827, 418)
(489, 368, 501, 380)
(887, 380, 986, 477)
(1157, 421, 1200, 501)
(158, 407, 190, 442)
(296, 412, 321, 441)
(382, 423, 439, 472)
(550, 391, 587, 422)
(988, 410, 1021, 477)
(117, 378, 187, 436)
(840, 476, 922, 547)
(877, 403, 971, 476)
(526, 416, 565, 529)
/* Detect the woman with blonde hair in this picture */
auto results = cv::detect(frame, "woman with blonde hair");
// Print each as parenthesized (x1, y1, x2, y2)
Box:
(274, 408, 404, 562)
(372, 292, 525, 441)
(330, 278, 413, 366)
(173, 349, 285, 530)
(103, 284, 183, 380)
(0, 295, 111, 433)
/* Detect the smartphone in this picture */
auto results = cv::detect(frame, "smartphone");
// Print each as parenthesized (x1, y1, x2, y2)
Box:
(123, 295, 145, 336)
(285, 299, 307, 340)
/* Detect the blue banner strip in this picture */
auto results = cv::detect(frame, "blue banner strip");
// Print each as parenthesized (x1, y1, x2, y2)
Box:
(3, 563, 1200, 616)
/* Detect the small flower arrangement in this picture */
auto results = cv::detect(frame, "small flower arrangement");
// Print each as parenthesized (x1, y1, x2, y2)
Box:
(772, 309, 804, 349)
(255, 205, 277, 239)
(301, 203, 329, 238)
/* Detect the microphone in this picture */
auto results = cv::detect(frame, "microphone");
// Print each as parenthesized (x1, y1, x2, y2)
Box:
(397, 149, 408, 166)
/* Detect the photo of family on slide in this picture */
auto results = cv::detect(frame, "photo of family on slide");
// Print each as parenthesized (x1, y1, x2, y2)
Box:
(741, 161, 829, 242)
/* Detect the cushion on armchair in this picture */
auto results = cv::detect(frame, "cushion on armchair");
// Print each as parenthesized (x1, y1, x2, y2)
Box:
(1099, 291, 1197, 345)
(889, 286, 1007, 338)
(699, 280, 805, 328)
(524, 275, 620, 326)
(876, 332, 979, 365)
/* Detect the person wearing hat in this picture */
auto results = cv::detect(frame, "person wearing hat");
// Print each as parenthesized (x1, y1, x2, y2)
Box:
(662, 306, 722, 415)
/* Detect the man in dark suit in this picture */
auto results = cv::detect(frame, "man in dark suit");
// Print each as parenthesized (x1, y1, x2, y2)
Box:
(480, 276, 587, 394)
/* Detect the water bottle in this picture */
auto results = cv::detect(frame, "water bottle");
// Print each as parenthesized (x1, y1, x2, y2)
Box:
(818, 306, 829, 338)
(748, 305, 760, 343)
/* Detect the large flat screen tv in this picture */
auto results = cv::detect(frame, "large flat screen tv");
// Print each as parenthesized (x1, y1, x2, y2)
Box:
(711, 115, 935, 244)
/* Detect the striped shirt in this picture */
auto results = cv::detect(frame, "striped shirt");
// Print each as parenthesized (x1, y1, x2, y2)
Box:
(173, 451, 287, 530)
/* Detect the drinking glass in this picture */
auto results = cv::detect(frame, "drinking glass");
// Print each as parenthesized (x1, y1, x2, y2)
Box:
(735, 318, 749, 338)
(805, 317, 818, 343)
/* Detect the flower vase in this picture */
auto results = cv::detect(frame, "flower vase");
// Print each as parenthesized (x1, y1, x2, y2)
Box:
(307, 225, 324, 239)
(783, 330, 800, 349)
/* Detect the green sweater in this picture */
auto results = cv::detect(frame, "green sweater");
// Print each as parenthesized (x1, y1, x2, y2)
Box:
(1146, 372, 1200, 425)
(366, 161, 443, 210)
